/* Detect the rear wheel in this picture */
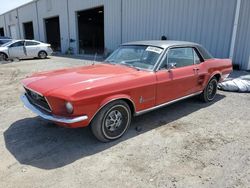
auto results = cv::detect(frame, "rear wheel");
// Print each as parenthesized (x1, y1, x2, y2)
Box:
(38, 51, 47, 59)
(91, 100, 131, 142)
(200, 77, 218, 102)
(0, 53, 7, 61)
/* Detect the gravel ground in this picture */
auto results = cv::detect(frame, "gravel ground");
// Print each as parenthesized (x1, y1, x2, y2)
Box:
(0, 56, 250, 188)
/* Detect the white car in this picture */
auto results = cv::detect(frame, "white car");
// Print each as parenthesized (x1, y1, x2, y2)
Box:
(0, 40, 53, 61)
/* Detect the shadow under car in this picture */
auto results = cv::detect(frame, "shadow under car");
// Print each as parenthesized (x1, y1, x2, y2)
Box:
(4, 94, 225, 170)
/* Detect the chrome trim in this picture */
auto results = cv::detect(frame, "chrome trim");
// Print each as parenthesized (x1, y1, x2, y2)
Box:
(23, 86, 53, 112)
(21, 94, 88, 124)
(221, 73, 230, 81)
(152, 46, 167, 71)
(135, 91, 203, 116)
(89, 97, 137, 123)
(23, 85, 43, 96)
(155, 45, 205, 71)
(44, 96, 53, 111)
(26, 93, 52, 113)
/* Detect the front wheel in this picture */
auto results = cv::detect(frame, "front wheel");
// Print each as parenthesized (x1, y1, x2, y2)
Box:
(91, 100, 132, 142)
(0, 53, 7, 61)
(200, 77, 218, 102)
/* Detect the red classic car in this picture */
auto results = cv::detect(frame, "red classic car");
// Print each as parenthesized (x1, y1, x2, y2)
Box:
(21, 41, 232, 142)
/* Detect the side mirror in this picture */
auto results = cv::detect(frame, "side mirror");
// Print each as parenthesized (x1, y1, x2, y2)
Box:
(168, 62, 177, 70)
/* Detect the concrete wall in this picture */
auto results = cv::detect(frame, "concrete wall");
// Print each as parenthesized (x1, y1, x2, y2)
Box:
(36, 0, 69, 53)
(17, 2, 39, 40)
(4, 10, 20, 39)
(0, 15, 6, 34)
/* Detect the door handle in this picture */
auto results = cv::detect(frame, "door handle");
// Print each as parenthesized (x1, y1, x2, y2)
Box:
(193, 67, 199, 71)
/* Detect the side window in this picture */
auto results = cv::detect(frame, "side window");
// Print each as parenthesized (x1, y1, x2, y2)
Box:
(10, 41, 24, 47)
(168, 48, 194, 68)
(26, 41, 39, 46)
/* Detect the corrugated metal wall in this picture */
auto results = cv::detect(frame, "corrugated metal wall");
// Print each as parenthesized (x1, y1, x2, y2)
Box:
(233, 0, 250, 70)
(1, 0, 249, 69)
(122, 0, 236, 58)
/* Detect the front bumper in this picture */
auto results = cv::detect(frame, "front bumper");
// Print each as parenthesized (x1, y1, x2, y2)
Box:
(21, 94, 88, 124)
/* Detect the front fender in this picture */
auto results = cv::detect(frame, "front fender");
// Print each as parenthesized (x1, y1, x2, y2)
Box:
(88, 94, 136, 123)
(99, 94, 135, 108)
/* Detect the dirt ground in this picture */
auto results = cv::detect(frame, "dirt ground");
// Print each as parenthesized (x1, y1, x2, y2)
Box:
(0, 56, 250, 188)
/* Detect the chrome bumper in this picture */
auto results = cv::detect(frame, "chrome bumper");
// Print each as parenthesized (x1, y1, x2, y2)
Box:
(21, 94, 88, 124)
(221, 73, 230, 82)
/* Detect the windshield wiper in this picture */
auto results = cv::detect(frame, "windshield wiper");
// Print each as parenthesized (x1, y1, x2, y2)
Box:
(105, 60, 116, 64)
(120, 62, 140, 71)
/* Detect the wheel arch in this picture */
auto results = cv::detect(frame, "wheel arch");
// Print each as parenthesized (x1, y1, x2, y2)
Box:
(0, 52, 9, 59)
(208, 71, 222, 83)
(38, 50, 47, 56)
(89, 95, 136, 123)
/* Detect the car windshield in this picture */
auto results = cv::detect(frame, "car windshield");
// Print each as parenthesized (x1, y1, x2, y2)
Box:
(105, 45, 163, 70)
(1, 41, 13, 47)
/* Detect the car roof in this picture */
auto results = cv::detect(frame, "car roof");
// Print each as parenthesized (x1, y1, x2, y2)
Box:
(9, 39, 41, 43)
(122, 40, 214, 59)
(122, 40, 200, 49)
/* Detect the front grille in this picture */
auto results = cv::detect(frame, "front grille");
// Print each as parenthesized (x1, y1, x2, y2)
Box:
(25, 88, 51, 112)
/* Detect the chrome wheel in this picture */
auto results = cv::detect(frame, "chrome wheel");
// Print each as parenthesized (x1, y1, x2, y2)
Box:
(200, 77, 218, 103)
(102, 105, 130, 140)
(105, 110, 123, 131)
(206, 79, 217, 101)
(91, 100, 132, 142)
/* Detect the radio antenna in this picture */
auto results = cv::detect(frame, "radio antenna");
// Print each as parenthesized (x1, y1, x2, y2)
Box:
(92, 52, 97, 65)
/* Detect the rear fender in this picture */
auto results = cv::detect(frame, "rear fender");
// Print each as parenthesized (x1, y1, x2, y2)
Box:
(208, 71, 222, 83)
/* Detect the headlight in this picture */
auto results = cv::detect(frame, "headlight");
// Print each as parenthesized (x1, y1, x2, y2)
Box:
(65, 102, 74, 114)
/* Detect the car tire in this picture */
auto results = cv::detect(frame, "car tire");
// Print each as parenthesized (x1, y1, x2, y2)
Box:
(200, 77, 218, 103)
(0, 53, 7, 61)
(91, 100, 132, 142)
(38, 51, 47, 59)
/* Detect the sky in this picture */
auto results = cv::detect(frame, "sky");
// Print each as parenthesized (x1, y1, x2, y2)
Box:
(0, 0, 33, 15)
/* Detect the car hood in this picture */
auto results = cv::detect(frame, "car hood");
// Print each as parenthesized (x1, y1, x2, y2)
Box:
(22, 63, 149, 99)
(0, 46, 8, 50)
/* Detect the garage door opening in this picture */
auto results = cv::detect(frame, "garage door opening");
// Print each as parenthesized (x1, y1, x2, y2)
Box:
(45, 16, 61, 52)
(0, 28, 4, 36)
(77, 6, 104, 55)
(23, 22, 34, 39)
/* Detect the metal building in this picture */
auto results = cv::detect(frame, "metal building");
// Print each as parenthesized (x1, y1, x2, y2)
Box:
(0, 0, 249, 70)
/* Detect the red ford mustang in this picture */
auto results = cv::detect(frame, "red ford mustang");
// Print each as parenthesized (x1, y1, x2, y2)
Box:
(21, 41, 232, 142)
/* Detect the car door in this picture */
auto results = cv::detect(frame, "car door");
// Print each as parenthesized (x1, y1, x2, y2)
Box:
(192, 48, 207, 91)
(8, 41, 26, 58)
(25, 41, 40, 57)
(155, 47, 201, 105)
